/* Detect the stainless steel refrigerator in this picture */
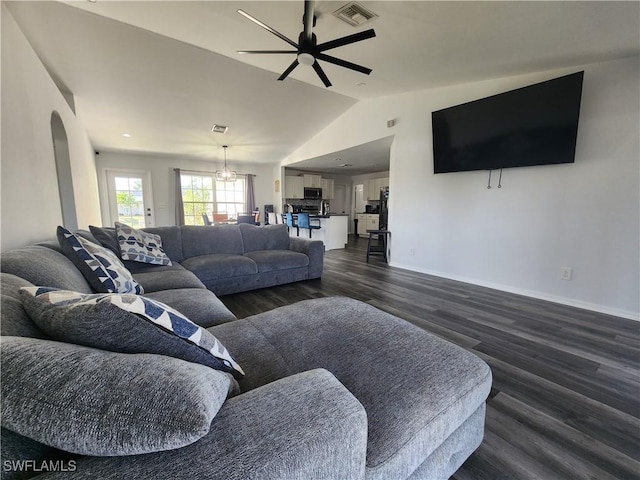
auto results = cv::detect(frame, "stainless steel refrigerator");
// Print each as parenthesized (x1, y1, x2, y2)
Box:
(379, 187, 389, 230)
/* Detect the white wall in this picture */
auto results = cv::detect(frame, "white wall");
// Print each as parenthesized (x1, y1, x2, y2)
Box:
(1, 5, 101, 251)
(95, 151, 278, 226)
(283, 57, 640, 319)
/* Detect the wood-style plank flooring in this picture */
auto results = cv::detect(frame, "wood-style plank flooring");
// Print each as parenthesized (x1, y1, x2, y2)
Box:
(220, 235, 640, 479)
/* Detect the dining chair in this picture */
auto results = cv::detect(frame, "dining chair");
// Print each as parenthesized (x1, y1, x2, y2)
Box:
(212, 213, 229, 224)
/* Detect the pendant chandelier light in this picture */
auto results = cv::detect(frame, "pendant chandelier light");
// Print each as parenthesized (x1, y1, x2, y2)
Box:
(215, 145, 237, 182)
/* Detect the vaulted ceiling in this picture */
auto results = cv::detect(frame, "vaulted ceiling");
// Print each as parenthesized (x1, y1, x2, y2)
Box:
(6, 1, 639, 173)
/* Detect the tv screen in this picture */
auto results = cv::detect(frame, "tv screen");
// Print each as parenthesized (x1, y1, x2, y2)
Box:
(432, 71, 584, 174)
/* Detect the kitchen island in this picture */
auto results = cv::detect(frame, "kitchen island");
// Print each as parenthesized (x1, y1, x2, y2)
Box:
(288, 214, 349, 250)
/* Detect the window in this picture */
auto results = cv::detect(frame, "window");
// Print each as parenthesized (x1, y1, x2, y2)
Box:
(181, 173, 245, 225)
(114, 176, 145, 228)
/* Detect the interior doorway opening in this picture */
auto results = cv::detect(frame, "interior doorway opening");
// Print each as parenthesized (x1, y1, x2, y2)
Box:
(51, 111, 78, 230)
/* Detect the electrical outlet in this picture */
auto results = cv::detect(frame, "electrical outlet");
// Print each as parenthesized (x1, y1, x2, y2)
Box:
(560, 267, 572, 281)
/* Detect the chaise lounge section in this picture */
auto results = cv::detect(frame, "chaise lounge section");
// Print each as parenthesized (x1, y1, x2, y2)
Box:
(0, 223, 492, 480)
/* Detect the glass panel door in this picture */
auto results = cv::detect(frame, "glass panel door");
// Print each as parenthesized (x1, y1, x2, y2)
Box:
(106, 170, 154, 228)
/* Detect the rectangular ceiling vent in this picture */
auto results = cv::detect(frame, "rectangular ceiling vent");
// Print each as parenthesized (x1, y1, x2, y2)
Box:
(333, 2, 378, 27)
(211, 124, 228, 134)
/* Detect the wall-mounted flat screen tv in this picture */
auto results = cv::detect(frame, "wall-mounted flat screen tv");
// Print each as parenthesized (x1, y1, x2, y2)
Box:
(432, 71, 584, 174)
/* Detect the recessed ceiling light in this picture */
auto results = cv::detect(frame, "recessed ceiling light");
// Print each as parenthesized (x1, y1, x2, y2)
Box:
(122, 133, 131, 138)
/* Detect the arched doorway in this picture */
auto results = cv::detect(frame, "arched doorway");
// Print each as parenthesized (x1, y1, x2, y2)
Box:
(51, 112, 78, 230)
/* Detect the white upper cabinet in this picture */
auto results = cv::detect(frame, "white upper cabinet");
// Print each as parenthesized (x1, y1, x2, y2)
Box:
(285, 176, 304, 199)
(321, 178, 334, 199)
(365, 177, 389, 200)
(303, 174, 322, 188)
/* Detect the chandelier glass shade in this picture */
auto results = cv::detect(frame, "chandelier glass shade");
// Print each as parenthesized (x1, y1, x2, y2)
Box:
(215, 145, 237, 182)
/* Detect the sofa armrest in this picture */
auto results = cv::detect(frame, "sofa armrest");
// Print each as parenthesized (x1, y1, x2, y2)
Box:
(289, 237, 324, 279)
(38, 369, 367, 480)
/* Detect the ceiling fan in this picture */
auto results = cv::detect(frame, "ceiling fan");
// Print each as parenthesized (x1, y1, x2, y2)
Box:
(237, 0, 376, 88)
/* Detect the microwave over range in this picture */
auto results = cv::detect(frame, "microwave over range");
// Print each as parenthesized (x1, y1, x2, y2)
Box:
(304, 187, 322, 200)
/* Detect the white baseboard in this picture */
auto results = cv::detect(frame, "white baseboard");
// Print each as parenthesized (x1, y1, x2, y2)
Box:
(390, 262, 640, 322)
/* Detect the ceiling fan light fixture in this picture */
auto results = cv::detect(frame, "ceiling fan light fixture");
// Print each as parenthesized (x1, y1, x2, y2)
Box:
(237, 1, 375, 88)
(297, 52, 315, 66)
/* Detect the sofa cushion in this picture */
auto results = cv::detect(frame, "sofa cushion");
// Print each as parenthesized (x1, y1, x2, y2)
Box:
(129, 263, 206, 293)
(20, 287, 244, 379)
(145, 288, 236, 328)
(115, 222, 173, 266)
(243, 250, 309, 273)
(57, 226, 143, 294)
(181, 225, 244, 258)
(181, 254, 258, 283)
(1, 336, 231, 456)
(239, 223, 290, 252)
(141, 226, 184, 262)
(0, 245, 93, 293)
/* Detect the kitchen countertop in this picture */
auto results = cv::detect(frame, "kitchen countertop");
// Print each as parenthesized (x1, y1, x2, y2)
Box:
(306, 213, 349, 218)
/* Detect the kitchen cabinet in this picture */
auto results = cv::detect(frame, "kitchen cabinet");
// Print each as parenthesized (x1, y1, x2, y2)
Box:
(285, 176, 304, 199)
(356, 214, 366, 235)
(365, 177, 390, 200)
(321, 178, 334, 199)
(366, 214, 380, 232)
(357, 214, 379, 236)
(303, 174, 322, 188)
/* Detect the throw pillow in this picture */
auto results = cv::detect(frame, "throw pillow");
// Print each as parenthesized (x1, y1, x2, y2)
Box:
(20, 287, 244, 379)
(116, 222, 172, 266)
(1, 336, 231, 455)
(56, 226, 143, 294)
(88, 225, 120, 257)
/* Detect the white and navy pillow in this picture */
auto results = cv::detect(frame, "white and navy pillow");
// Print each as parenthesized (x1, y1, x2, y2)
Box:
(20, 287, 244, 379)
(57, 226, 143, 294)
(116, 222, 172, 266)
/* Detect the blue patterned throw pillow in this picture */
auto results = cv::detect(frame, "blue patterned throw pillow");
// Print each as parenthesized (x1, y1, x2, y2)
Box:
(116, 222, 172, 266)
(20, 287, 244, 379)
(57, 226, 143, 294)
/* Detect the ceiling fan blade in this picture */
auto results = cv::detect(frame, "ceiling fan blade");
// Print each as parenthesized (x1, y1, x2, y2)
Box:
(278, 59, 300, 81)
(302, 0, 315, 43)
(312, 61, 332, 88)
(238, 50, 298, 55)
(315, 53, 372, 75)
(316, 29, 376, 52)
(237, 9, 299, 49)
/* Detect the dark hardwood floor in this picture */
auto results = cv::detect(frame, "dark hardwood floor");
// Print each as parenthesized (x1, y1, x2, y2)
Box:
(220, 235, 640, 479)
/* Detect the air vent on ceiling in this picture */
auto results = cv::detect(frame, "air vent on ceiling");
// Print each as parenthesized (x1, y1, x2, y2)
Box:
(333, 2, 378, 27)
(211, 124, 228, 134)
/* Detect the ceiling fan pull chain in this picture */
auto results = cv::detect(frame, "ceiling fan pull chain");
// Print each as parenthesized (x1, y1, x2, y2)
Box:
(487, 170, 492, 189)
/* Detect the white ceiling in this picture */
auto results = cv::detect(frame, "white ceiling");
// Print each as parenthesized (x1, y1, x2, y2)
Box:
(6, 1, 639, 174)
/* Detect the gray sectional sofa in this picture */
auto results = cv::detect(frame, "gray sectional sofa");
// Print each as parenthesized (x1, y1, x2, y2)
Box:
(0, 222, 492, 480)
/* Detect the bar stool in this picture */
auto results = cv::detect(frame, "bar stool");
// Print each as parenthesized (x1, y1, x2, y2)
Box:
(296, 213, 321, 238)
(366, 230, 390, 263)
(285, 213, 298, 236)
